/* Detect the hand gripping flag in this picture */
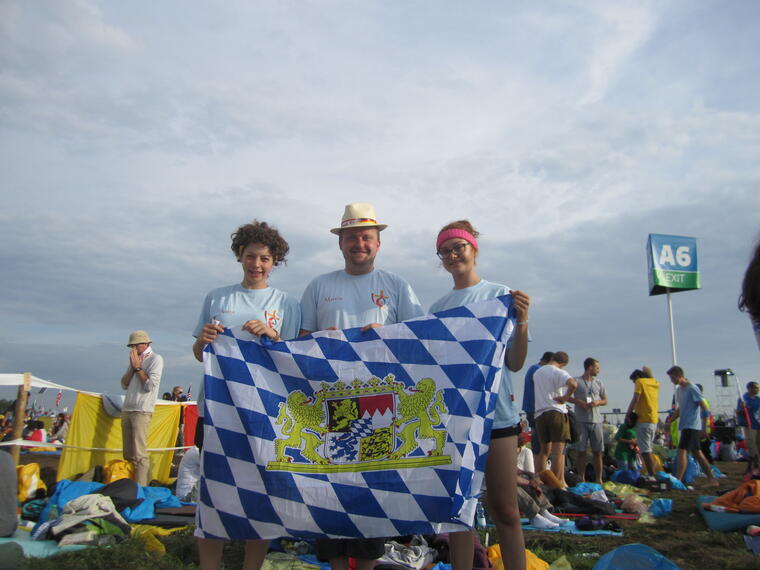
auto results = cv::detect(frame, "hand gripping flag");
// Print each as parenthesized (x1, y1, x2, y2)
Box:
(197, 295, 515, 540)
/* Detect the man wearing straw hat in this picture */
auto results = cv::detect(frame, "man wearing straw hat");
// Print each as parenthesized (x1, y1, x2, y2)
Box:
(120, 330, 164, 486)
(300, 202, 424, 570)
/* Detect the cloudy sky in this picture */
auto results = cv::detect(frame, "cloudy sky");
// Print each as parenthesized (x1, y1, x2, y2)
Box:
(1, 1, 758, 418)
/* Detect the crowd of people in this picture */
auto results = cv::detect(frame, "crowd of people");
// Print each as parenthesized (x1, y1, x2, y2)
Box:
(519, 353, 725, 492)
(0, 411, 70, 445)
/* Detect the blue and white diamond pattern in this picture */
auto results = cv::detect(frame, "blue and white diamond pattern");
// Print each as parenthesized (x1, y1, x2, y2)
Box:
(196, 295, 515, 540)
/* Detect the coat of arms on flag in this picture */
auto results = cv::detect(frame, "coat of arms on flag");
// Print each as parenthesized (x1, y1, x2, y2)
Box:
(270, 375, 449, 471)
(197, 295, 515, 541)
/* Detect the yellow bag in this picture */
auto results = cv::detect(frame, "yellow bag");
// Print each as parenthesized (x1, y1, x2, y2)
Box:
(103, 458, 135, 483)
(643, 453, 664, 476)
(487, 544, 549, 570)
(131, 524, 189, 556)
(16, 462, 47, 502)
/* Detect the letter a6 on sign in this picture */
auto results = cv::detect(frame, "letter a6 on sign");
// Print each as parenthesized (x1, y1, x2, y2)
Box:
(647, 233, 700, 295)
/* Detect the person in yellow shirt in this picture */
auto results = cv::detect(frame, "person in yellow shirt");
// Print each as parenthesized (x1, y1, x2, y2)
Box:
(626, 366, 659, 479)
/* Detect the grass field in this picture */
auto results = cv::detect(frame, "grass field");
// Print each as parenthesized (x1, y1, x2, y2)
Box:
(17, 455, 760, 569)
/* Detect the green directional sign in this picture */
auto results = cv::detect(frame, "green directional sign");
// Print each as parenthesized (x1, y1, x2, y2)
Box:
(647, 234, 700, 296)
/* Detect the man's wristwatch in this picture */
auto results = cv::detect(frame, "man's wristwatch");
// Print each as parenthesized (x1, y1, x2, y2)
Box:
(134, 367, 142, 372)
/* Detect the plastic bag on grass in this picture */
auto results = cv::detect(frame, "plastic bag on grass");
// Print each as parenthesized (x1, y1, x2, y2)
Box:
(103, 459, 134, 484)
(131, 524, 188, 557)
(649, 498, 673, 518)
(656, 472, 687, 491)
(16, 463, 46, 502)
(487, 544, 548, 570)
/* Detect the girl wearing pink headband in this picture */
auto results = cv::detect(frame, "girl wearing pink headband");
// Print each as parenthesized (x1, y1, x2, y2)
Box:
(430, 220, 535, 569)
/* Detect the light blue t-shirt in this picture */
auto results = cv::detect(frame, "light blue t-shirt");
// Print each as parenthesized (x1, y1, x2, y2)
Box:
(193, 284, 301, 416)
(300, 269, 424, 331)
(429, 280, 520, 430)
(676, 382, 704, 431)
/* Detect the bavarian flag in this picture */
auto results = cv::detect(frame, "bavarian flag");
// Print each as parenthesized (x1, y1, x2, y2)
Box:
(196, 295, 515, 540)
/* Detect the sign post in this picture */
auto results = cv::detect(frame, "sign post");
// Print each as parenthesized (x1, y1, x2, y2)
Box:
(646, 234, 700, 366)
(9, 372, 32, 464)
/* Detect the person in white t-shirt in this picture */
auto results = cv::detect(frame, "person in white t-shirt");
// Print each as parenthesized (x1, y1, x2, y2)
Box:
(192, 220, 301, 570)
(299, 203, 424, 570)
(533, 352, 577, 489)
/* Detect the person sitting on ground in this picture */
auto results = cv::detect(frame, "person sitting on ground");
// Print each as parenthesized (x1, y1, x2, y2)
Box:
(614, 413, 639, 471)
(517, 431, 535, 473)
(28, 420, 47, 442)
(50, 413, 69, 443)
(515, 469, 564, 530)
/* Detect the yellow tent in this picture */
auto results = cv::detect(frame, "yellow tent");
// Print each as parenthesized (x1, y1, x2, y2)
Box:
(58, 392, 181, 483)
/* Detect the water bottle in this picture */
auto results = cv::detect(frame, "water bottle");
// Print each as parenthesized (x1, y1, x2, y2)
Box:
(476, 500, 487, 528)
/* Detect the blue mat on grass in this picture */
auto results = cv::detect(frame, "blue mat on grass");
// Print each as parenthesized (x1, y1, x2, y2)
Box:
(697, 495, 760, 532)
(0, 528, 87, 558)
(490, 519, 623, 536)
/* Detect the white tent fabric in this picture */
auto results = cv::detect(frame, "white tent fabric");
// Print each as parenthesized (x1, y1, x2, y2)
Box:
(0, 374, 77, 392)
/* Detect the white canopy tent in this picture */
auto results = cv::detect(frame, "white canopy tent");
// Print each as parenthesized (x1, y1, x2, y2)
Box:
(0, 374, 78, 392)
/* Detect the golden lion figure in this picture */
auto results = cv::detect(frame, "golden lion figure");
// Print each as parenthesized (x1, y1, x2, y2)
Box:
(275, 391, 328, 464)
(391, 378, 448, 459)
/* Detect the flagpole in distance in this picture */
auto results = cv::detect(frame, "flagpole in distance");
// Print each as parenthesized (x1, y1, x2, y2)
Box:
(646, 234, 700, 367)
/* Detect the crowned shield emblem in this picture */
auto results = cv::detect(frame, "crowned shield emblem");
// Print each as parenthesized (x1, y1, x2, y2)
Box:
(268, 375, 451, 473)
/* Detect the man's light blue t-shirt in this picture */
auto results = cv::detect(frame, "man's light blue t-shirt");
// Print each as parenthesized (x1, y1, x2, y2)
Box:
(429, 280, 520, 430)
(677, 382, 705, 431)
(300, 269, 424, 331)
(193, 284, 301, 416)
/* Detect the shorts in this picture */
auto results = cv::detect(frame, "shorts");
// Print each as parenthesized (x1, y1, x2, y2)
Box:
(635, 422, 656, 454)
(315, 538, 386, 562)
(678, 429, 701, 453)
(490, 424, 521, 439)
(535, 411, 569, 444)
(194, 417, 204, 450)
(575, 422, 604, 452)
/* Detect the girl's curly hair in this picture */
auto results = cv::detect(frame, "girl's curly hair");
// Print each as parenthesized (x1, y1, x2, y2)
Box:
(230, 220, 290, 265)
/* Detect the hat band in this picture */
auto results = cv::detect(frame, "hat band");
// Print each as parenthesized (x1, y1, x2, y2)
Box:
(342, 217, 378, 227)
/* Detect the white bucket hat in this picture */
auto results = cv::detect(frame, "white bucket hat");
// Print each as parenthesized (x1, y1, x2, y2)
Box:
(330, 202, 388, 235)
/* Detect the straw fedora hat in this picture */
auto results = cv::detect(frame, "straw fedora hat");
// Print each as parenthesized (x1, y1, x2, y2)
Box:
(330, 202, 388, 235)
(127, 330, 152, 346)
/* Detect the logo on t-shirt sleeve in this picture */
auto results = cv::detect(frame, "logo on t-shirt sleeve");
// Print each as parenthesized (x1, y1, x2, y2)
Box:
(371, 290, 390, 308)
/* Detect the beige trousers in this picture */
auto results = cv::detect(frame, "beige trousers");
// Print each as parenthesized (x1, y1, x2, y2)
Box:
(122, 411, 153, 486)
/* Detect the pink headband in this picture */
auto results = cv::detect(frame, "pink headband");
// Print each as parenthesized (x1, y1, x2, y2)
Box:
(436, 228, 478, 250)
